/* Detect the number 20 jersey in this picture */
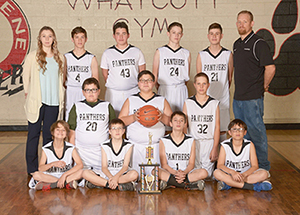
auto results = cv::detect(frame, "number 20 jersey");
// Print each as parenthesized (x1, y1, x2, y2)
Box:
(75, 100, 109, 148)
(157, 45, 190, 86)
(185, 96, 219, 140)
(101, 45, 145, 91)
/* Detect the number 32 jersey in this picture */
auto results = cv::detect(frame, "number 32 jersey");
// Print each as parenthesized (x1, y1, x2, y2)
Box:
(185, 96, 219, 140)
(65, 51, 94, 87)
(157, 45, 190, 86)
(101, 45, 145, 91)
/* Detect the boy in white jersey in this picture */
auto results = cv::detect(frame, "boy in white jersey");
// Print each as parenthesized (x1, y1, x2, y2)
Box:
(214, 119, 272, 191)
(64, 26, 99, 121)
(68, 78, 116, 174)
(153, 22, 190, 113)
(196, 23, 233, 143)
(119, 70, 173, 174)
(159, 111, 207, 190)
(101, 22, 146, 116)
(82, 119, 138, 191)
(29, 120, 83, 191)
(183, 73, 220, 178)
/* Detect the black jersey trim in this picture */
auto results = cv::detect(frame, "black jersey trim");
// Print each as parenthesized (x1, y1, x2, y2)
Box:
(165, 134, 192, 148)
(136, 92, 160, 103)
(81, 99, 104, 108)
(164, 45, 183, 53)
(70, 50, 92, 60)
(111, 44, 134, 54)
(45, 141, 73, 160)
(223, 139, 251, 156)
(203, 47, 228, 59)
(103, 139, 130, 156)
(188, 95, 215, 109)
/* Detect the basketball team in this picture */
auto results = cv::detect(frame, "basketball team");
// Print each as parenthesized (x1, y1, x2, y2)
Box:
(24, 10, 275, 192)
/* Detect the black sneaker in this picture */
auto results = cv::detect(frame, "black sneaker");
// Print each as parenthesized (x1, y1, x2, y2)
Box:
(119, 182, 136, 191)
(184, 180, 205, 191)
(85, 180, 102, 189)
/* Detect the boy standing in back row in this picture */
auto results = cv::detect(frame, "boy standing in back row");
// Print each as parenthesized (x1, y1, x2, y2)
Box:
(101, 22, 146, 116)
(64, 26, 99, 121)
(196, 23, 233, 143)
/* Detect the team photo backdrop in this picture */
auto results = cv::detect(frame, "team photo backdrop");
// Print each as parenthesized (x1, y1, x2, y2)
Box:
(0, 0, 299, 126)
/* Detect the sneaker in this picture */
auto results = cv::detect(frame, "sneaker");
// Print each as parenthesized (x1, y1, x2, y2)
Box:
(35, 182, 51, 191)
(253, 181, 272, 192)
(85, 180, 102, 189)
(119, 182, 136, 191)
(160, 180, 168, 190)
(217, 181, 231, 191)
(185, 180, 205, 191)
(66, 181, 78, 189)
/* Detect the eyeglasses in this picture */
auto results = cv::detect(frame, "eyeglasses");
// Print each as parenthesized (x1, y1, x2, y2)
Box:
(231, 128, 245, 132)
(139, 79, 153, 83)
(110, 127, 124, 131)
(83, 88, 99, 93)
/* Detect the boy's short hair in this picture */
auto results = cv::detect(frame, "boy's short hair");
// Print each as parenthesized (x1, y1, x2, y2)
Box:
(113, 22, 129, 34)
(109, 118, 125, 129)
(168, 22, 183, 32)
(237, 10, 254, 22)
(194, 73, 209, 83)
(228, 119, 248, 131)
(138, 70, 155, 82)
(50, 120, 70, 137)
(208, 22, 223, 33)
(71, 26, 87, 38)
(171, 111, 187, 123)
(82, 77, 100, 90)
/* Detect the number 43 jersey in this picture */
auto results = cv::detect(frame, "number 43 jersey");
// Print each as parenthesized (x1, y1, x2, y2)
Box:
(157, 45, 190, 86)
(101, 45, 145, 91)
(75, 100, 110, 148)
(185, 96, 219, 140)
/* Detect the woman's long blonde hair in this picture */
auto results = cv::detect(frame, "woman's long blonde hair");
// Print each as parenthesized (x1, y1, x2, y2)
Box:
(36, 26, 63, 74)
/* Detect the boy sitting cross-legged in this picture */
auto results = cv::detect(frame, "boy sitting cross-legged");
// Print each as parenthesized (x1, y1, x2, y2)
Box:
(213, 119, 272, 191)
(29, 120, 83, 191)
(82, 118, 138, 191)
(158, 111, 207, 190)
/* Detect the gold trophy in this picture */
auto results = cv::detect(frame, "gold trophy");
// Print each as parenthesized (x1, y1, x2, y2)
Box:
(146, 133, 154, 165)
(138, 132, 161, 194)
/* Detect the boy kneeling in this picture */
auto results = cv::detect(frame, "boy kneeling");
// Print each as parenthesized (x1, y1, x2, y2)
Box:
(82, 119, 138, 191)
(214, 119, 272, 191)
(158, 111, 207, 190)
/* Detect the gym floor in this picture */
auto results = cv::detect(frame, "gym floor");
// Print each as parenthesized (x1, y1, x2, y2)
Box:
(0, 130, 299, 214)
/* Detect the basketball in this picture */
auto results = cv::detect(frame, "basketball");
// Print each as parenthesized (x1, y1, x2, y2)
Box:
(138, 105, 160, 127)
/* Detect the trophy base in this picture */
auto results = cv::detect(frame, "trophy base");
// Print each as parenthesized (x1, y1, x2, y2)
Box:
(138, 190, 161, 194)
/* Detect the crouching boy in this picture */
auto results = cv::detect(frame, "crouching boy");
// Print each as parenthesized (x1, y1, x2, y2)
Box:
(213, 119, 272, 191)
(82, 119, 138, 191)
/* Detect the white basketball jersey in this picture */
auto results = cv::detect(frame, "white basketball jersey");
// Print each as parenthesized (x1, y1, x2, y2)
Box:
(199, 48, 231, 109)
(221, 138, 251, 173)
(161, 134, 194, 170)
(157, 46, 190, 86)
(127, 93, 165, 144)
(102, 140, 132, 176)
(42, 141, 75, 174)
(101, 45, 145, 91)
(75, 100, 110, 148)
(65, 51, 94, 87)
(185, 96, 219, 140)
